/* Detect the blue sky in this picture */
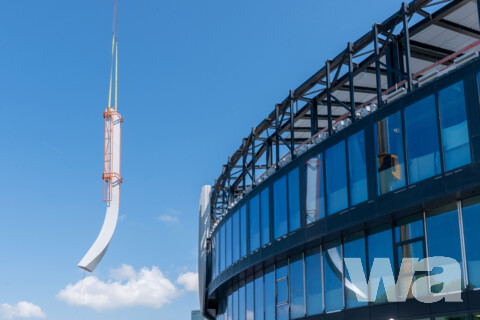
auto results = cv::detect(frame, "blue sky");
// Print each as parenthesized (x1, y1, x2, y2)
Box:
(0, 0, 404, 319)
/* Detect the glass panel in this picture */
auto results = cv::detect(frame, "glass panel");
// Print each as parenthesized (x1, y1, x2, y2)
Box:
(246, 279, 254, 320)
(348, 131, 368, 205)
(226, 218, 232, 268)
(374, 111, 406, 194)
(239, 283, 245, 320)
(273, 175, 288, 238)
(290, 254, 305, 318)
(439, 80, 471, 171)
(276, 260, 288, 305)
(426, 204, 463, 290)
(228, 293, 233, 320)
(254, 274, 264, 320)
(344, 232, 367, 308)
(276, 304, 288, 320)
(221, 223, 226, 272)
(397, 240, 427, 299)
(264, 266, 275, 320)
(434, 315, 467, 320)
(324, 240, 344, 312)
(233, 289, 238, 320)
(325, 141, 348, 214)
(233, 211, 240, 263)
(368, 224, 394, 303)
(240, 205, 247, 257)
(306, 154, 325, 224)
(395, 214, 424, 243)
(249, 194, 260, 252)
(215, 231, 219, 277)
(405, 95, 441, 183)
(462, 196, 480, 288)
(288, 168, 301, 232)
(260, 188, 270, 246)
(305, 247, 323, 316)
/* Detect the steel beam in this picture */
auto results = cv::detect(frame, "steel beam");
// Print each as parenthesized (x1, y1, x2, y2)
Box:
(310, 99, 319, 136)
(325, 60, 333, 135)
(403, 2, 413, 91)
(373, 24, 383, 107)
(289, 90, 296, 159)
(348, 42, 356, 122)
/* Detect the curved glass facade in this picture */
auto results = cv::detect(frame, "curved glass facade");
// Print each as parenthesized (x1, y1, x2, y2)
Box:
(207, 42, 480, 320)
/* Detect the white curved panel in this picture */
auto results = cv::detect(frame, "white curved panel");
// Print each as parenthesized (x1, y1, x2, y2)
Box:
(78, 109, 121, 272)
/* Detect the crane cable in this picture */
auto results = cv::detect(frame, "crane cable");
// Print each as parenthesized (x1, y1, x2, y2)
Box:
(108, 0, 118, 111)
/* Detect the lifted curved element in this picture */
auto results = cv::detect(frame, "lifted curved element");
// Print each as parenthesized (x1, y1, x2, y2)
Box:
(78, 108, 122, 272)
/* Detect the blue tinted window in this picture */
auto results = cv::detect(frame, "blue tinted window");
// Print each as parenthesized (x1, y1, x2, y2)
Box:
(254, 274, 264, 320)
(288, 168, 301, 232)
(246, 279, 254, 320)
(273, 175, 288, 238)
(344, 233, 367, 308)
(220, 224, 225, 272)
(305, 247, 323, 315)
(240, 205, 247, 257)
(325, 141, 348, 214)
(440, 81, 471, 171)
(228, 293, 232, 320)
(276, 304, 288, 320)
(264, 266, 275, 320)
(226, 218, 232, 268)
(249, 194, 260, 252)
(233, 289, 238, 320)
(405, 95, 441, 183)
(462, 197, 480, 288)
(368, 224, 394, 303)
(426, 204, 463, 290)
(324, 241, 344, 312)
(239, 283, 245, 320)
(395, 214, 424, 243)
(260, 188, 270, 246)
(233, 211, 239, 263)
(276, 260, 288, 318)
(374, 111, 406, 194)
(276, 278, 288, 303)
(215, 231, 219, 278)
(306, 154, 325, 224)
(290, 254, 305, 318)
(348, 131, 368, 205)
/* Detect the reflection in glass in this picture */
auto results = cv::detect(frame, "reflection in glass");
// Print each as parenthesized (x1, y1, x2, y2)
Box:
(305, 247, 323, 315)
(226, 218, 232, 268)
(395, 214, 424, 243)
(273, 176, 288, 238)
(288, 168, 301, 232)
(228, 293, 232, 320)
(240, 205, 247, 257)
(260, 188, 270, 246)
(348, 131, 368, 205)
(306, 154, 325, 224)
(374, 111, 406, 194)
(368, 224, 394, 303)
(325, 141, 348, 214)
(254, 274, 264, 320)
(324, 240, 344, 312)
(344, 233, 368, 308)
(246, 279, 254, 320)
(233, 211, 239, 263)
(215, 231, 219, 278)
(233, 289, 238, 320)
(264, 266, 275, 320)
(239, 283, 245, 320)
(276, 260, 289, 320)
(249, 194, 260, 252)
(426, 204, 463, 291)
(405, 95, 441, 183)
(290, 254, 305, 318)
(439, 80, 471, 171)
(220, 223, 226, 272)
(462, 196, 480, 288)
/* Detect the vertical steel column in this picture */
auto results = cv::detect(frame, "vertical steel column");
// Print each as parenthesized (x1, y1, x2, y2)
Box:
(289, 90, 295, 159)
(242, 138, 247, 192)
(310, 98, 319, 136)
(348, 43, 356, 122)
(325, 60, 333, 135)
(251, 128, 256, 185)
(275, 104, 280, 167)
(227, 156, 232, 206)
(402, 2, 413, 92)
(266, 138, 272, 169)
(373, 24, 383, 108)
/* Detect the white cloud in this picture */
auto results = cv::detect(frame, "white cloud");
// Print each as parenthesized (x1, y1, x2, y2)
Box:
(158, 209, 181, 224)
(0, 301, 46, 319)
(176, 272, 198, 292)
(57, 265, 180, 311)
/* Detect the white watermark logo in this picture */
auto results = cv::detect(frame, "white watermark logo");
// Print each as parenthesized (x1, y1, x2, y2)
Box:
(344, 256, 462, 303)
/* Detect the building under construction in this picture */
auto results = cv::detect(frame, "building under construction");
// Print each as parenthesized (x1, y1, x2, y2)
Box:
(198, 0, 480, 319)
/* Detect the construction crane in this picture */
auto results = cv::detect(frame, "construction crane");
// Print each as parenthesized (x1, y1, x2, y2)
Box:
(78, 0, 123, 272)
